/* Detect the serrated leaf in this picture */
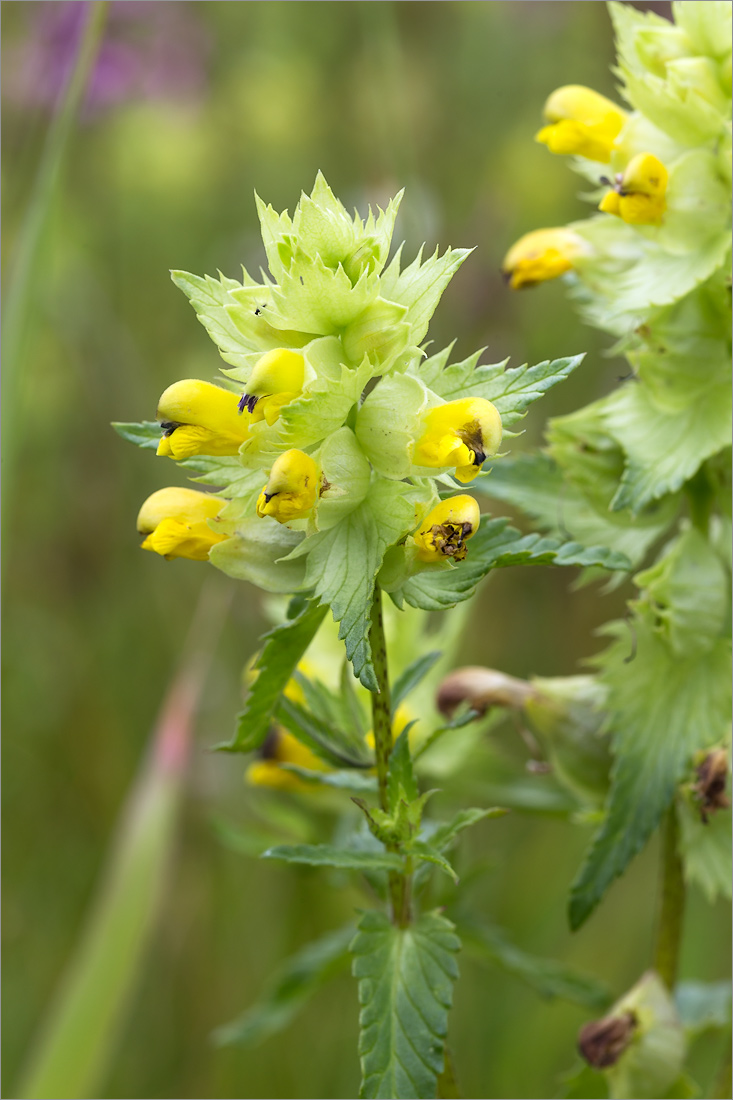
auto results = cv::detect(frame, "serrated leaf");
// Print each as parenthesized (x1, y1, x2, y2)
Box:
(677, 795, 732, 903)
(387, 730, 418, 812)
(429, 807, 507, 852)
(381, 245, 472, 347)
(459, 917, 611, 1010)
(222, 599, 327, 753)
(414, 352, 584, 429)
(297, 479, 418, 689)
(213, 924, 354, 1048)
(351, 910, 460, 1099)
(171, 270, 264, 369)
(675, 981, 732, 1037)
(569, 606, 732, 929)
(276, 696, 372, 769)
(391, 651, 442, 714)
(262, 843, 403, 873)
(397, 518, 630, 612)
(111, 420, 162, 450)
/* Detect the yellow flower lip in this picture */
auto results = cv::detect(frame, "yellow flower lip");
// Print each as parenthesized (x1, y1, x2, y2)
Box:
(414, 398, 502, 482)
(239, 348, 306, 425)
(137, 486, 226, 561)
(536, 85, 627, 163)
(256, 449, 319, 524)
(502, 227, 587, 290)
(155, 379, 250, 459)
(598, 153, 668, 225)
(413, 495, 481, 563)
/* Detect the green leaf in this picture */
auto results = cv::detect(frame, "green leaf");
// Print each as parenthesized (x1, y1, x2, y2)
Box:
(279, 765, 378, 794)
(557, 1062, 609, 1099)
(415, 352, 585, 428)
(213, 924, 354, 1048)
(569, 605, 732, 929)
(677, 794, 732, 903)
(429, 807, 507, 852)
(409, 841, 459, 884)
(675, 981, 732, 1036)
(391, 651, 442, 714)
(459, 917, 611, 1010)
(209, 517, 308, 594)
(111, 420, 161, 450)
(351, 910, 461, 1099)
(381, 244, 472, 347)
(396, 518, 630, 612)
(262, 843, 403, 873)
(297, 479, 418, 690)
(221, 599, 327, 753)
(171, 269, 268, 369)
(276, 695, 372, 769)
(476, 453, 678, 568)
(387, 730, 418, 812)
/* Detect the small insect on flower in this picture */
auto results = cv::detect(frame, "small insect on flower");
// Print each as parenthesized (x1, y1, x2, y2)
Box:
(598, 153, 668, 225)
(502, 227, 588, 290)
(535, 85, 627, 163)
(155, 379, 250, 459)
(414, 398, 502, 482)
(136, 487, 226, 561)
(413, 495, 481, 563)
(256, 449, 319, 524)
(238, 348, 306, 425)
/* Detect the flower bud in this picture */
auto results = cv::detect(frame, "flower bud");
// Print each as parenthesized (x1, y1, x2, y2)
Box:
(502, 228, 587, 290)
(238, 348, 306, 425)
(598, 153, 668, 224)
(136, 487, 226, 561)
(156, 379, 250, 459)
(414, 398, 502, 483)
(693, 747, 730, 822)
(535, 85, 627, 162)
(578, 1012, 637, 1069)
(256, 449, 319, 524)
(413, 495, 480, 563)
(437, 667, 536, 717)
(245, 726, 325, 790)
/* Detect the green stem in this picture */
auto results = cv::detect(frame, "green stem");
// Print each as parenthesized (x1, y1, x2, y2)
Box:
(2, 1, 109, 529)
(654, 804, 685, 990)
(368, 585, 411, 926)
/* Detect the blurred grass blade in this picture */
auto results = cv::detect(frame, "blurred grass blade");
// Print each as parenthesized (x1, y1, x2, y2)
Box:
(17, 579, 230, 1100)
(2, 1, 108, 524)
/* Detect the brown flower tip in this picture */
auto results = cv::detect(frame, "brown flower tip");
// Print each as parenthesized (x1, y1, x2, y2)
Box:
(694, 749, 730, 823)
(578, 1011, 637, 1069)
(436, 667, 536, 718)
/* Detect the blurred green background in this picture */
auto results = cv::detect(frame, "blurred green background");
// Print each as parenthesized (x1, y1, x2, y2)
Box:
(3, 3, 729, 1098)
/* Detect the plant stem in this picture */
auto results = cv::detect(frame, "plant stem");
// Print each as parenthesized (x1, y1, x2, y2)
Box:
(654, 803, 685, 990)
(368, 584, 411, 926)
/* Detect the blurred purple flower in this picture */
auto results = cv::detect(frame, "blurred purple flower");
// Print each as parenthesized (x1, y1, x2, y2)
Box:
(4, 1, 209, 114)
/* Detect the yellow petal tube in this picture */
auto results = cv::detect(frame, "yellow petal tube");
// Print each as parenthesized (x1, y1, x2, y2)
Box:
(535, 85, 627, 163)
(502, 227, 586, 290)
(156, 379, 250, 459)
(598, 153, 668, 225)
(136, 487, 226, 561)
(414, 398, 502, 483)
(239, 348, 306, 426)
(245, 726, 326, 790)
(413, 495, 481, 563)
(256, 449, 319, 524)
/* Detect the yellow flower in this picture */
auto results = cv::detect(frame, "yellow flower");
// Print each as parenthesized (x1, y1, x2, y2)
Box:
(413, 398, 502, 483)
(136, 487, 226, 561)
(256, 449, 319, 524)
(239, 348, 306, 426)
(535, 85, 627, 162)
(156, 379, 250, 459)
(413, 495, 481, 563)
(598, 153, 668, 225)
(245, 726, 326, 791)
(502, 228, 587, 290)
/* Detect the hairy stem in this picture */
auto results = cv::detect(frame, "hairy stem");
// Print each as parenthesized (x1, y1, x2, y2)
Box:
(654, 803, 685, 990)
(368, 584, 411, 925)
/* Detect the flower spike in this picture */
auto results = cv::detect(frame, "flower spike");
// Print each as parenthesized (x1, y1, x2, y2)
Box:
(239, 348, 306, 425)
(413, 495, 481, 563)
(414, 398, 502, 482)
(256, 449, 319, 524)
(136, 487, 226, 561)
(156, 379, 250, 459)
(535, 85, 627, 162)
(598, 153, 668, 225)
